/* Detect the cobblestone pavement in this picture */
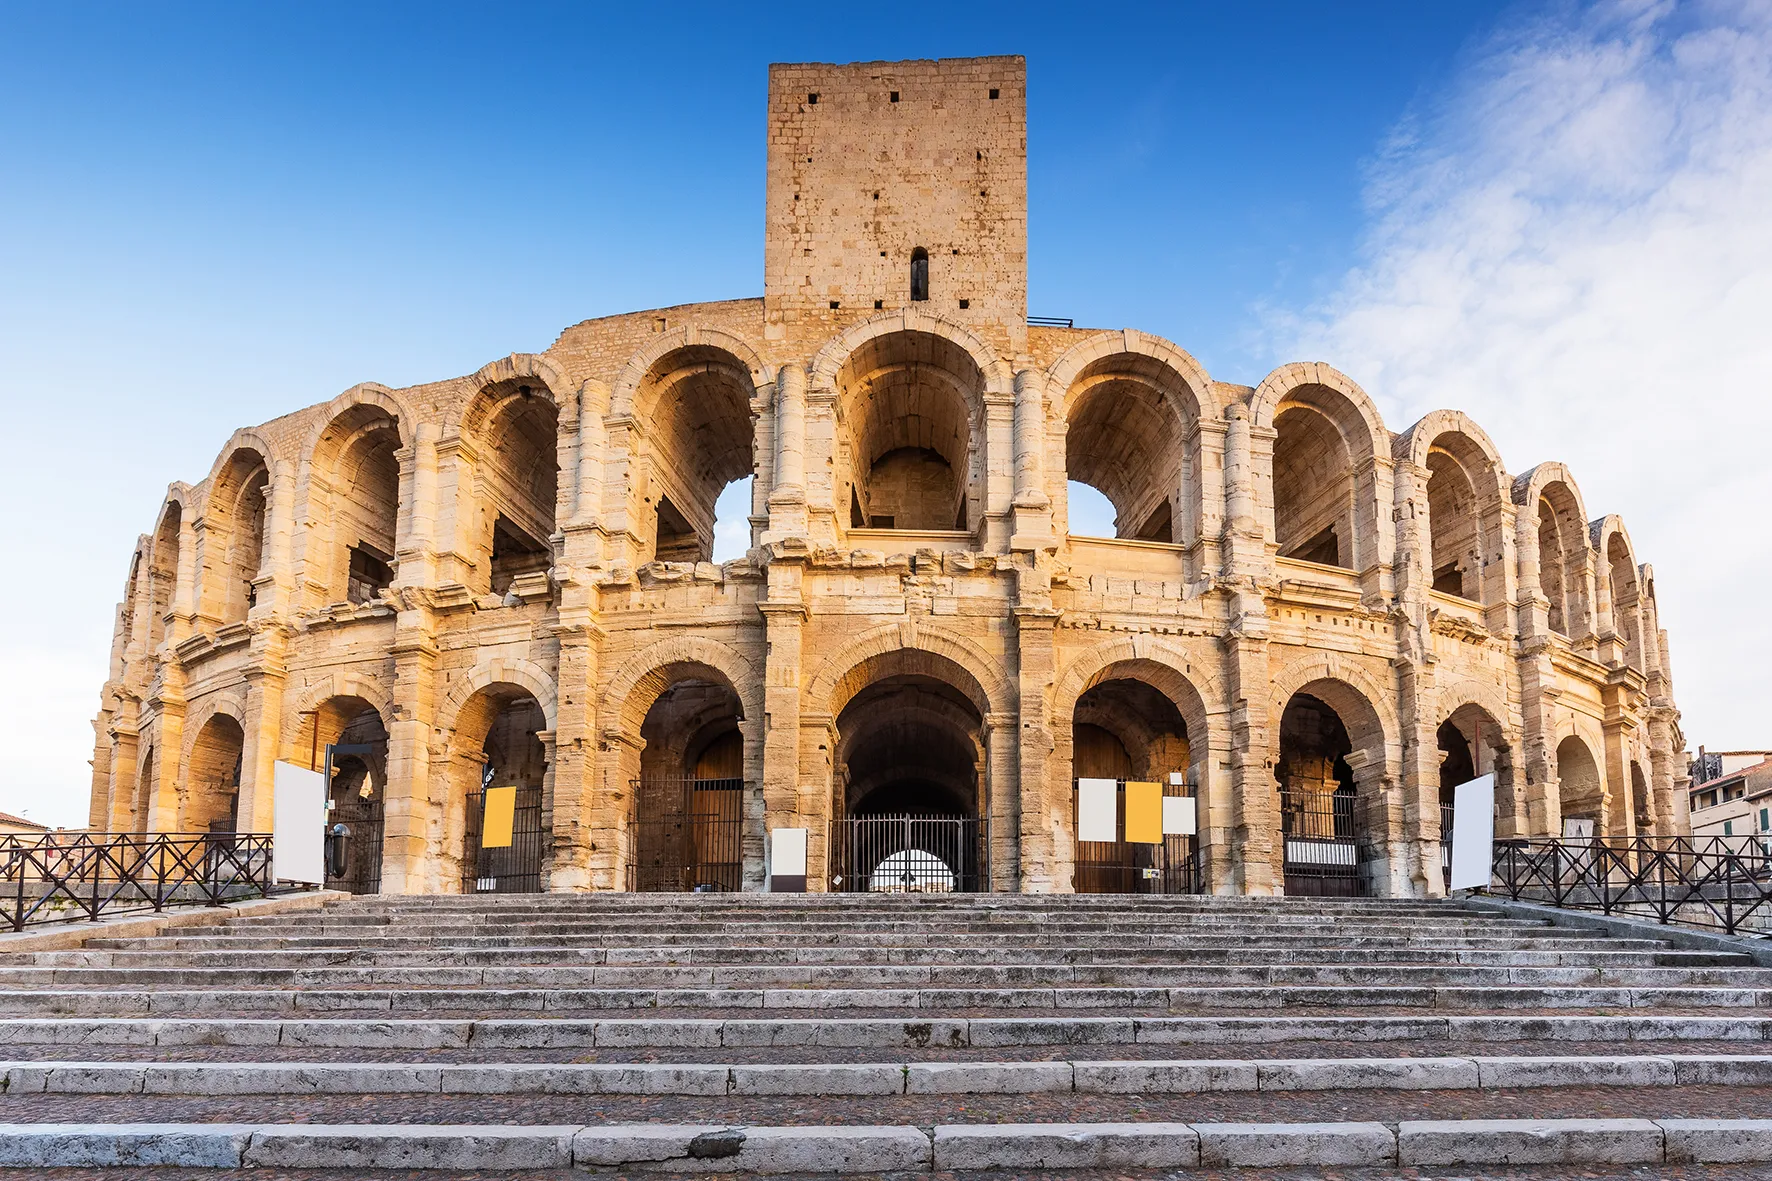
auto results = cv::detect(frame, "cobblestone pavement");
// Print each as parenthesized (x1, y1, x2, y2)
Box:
(4, 1037, 1764, 1064)
(5, 1082, 1770, 1125)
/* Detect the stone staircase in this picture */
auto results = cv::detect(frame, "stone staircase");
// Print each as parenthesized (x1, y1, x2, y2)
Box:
(3, 893, 1772, 1173)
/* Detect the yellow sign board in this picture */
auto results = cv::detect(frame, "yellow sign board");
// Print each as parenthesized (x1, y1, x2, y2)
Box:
(482, 785, 518, 849)
(1124, 780, 1162, 844)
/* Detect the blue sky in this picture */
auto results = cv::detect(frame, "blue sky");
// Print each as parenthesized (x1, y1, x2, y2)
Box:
(4, 1, 1768, 826)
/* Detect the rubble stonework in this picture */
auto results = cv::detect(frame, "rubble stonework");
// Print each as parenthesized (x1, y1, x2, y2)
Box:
(87, 55, 1687, 896)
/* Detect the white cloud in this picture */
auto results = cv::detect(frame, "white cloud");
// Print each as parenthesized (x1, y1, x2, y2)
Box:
(1282, 0, 1772, 751)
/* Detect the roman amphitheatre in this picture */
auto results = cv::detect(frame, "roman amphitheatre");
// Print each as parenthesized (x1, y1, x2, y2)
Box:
(86, 55, 1685, 899)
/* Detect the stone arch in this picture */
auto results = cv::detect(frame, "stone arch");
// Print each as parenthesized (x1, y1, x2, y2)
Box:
(612, 333, 762, 564)
(141, 486, 193, 653)
(1047, 332, 1222, 550)
(1045, 330, 1223, 424)
(438, 657, 559, 738)
(1513, 462, 1593, 639)
(1555, 729, 1606, 827)
(1049, 638, 1224, 753)
(200, 443, 273, 624)
(806, 623, 1014, 722)
(1395, 410, 1510, 605)
(1251, 363, 1391, 573)
(1433, 693, 1523, 838)
(296, 387, 409, 607)
(1268, 653, 1399, 764)
(458, 353, 574, 436)
(181, 698, 246, 832)
(180, 691, 246, 764)
(809, 308, 1008, 393)
(290, 671, 396, 732)
(611, 325, 771, 420)
(603, 636, 760, 739)
(1591, 514, 1644, 667)
(201, 428, 282, 488)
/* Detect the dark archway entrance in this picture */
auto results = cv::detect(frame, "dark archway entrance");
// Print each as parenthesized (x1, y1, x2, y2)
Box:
(833, 672, 986, 892)
(631, 673, 745, 892)
(1070, 677, 1197, 894)
(1276, 692, 1364, 896)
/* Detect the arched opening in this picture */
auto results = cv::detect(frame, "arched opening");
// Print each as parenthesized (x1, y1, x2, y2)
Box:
(1434, 704, 1515, 883)
(1631, 760, 1653, 836)
(1273, 403, 1355, 569)
(182, 714, 243, 833)
(910, 247, 929, 302)
(710, 477, 754, 564)
(634, 347, 755, 564)
(631, 670, 746, 892)
(145, 503, 182, 653)
(1556, 734, 1604, 833)
(1275, 684, 1386, 896)
(832, 654, 988, 892)
(1061, 354, 1190, 544)
(288, 696, 389, 895)
(208, 450, 270, 624)
(467, 384, 558, 595)
(310, 405, 400, 606)
(836, 331, 977, 532)
(1424, 439, 1483, 600)
(446, 685, 548, 893)
(1070, 677, 1194, 893)
(1607, 534, 1642, 667)
(1534, 482, 1587, 639)
(133, 746, 156, 835)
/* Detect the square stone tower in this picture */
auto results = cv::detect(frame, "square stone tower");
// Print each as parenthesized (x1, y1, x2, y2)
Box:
(763, 56, 1028, 348)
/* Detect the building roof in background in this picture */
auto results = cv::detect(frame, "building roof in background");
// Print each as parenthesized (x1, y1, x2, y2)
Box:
(0, 811, 50, 831)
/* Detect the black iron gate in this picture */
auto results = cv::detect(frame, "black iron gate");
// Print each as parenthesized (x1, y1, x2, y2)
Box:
(832, 815, 988, 893)
(1279, 787, 1366, 896)
(324, 741, 385, 896)
(463, 785, 545, 894)
(1072, 779, 1203, 894)
(629, 777, 746, 892)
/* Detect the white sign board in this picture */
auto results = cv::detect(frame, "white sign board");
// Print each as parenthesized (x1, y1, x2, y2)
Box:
(1077, 778, 1117, 843)
(1162, 795, 1197, 837)
(271, 761, 326, 885)
(1448, 773, 1495, 891)
(1563, 817, 1595, 840)
(769, 826, 807, 877)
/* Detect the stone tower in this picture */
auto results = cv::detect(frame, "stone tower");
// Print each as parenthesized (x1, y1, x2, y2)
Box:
(763, 56, 1028, 354)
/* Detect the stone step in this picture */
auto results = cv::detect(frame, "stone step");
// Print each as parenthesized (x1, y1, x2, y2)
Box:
(5, 1012, 1767, 1050)
(2, 1115, 1770, 1170)
(25, 943, 1703, 968)
(7, 1050, 1771, 1097)
(1, 982, 1764, 1017)
(0, 962, 1762, 989)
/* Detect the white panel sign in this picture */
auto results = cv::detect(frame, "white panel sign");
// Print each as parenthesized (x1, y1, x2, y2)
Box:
(769, 827, 808, 877)
(271, 761, 326, 885)
(1449, 773, 1496, 891)
(1563, 817, 1595, 840)
(1077, 778, 1117, 843)
(1162, 795, 1197, 837)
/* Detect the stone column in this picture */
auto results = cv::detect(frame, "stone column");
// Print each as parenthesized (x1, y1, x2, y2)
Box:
(1013, 605, 1059, 892)
(1220, 401, 1278, 894)
(760, 554, 810, 887)
(983, 711, 1020, 891)
(767, 364, 809, 541)
(235, 644, 288, 835)
(170, 513, 198, 646)
(1009, 369, 1051, 553)
(380, 617, 438, 894)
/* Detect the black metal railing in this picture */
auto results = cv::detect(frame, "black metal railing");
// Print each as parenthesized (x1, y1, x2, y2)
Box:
(1489, 835, 1772, 936)
(1279, 787, 1366, 897)
(628, 777, 746, 892)
(462, 785, 545, 894)
(1071, 779, 1204, 895)
(1440, 800, 1456, 890)
(0, 830, 294, 931)
(832, 815, 989, 893)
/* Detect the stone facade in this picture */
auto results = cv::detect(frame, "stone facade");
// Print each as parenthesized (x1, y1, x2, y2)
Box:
(87, 56, 1688, 897)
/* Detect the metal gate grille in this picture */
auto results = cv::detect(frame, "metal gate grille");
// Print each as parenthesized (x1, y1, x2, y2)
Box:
(1280, 787, 1365, 897)
(1072, 779, 1202, 894)
(832, 815, 988, 893)
(629, 777, 745, 892)
(463, 785, 544, 894)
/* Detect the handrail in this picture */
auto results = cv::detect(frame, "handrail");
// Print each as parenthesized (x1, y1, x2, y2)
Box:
(1487, 835, 1772, 936)
(0, 830, 301, 931)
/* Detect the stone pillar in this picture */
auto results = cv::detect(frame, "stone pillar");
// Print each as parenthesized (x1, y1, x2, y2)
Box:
(1013, 604, 1059, 892)
(395, 423, 440, 589)
(1220, 399, 1278, 894)
(981, 386, 1016, 548)
(760, 554, 810, 887)
(547, 614, 600, 891)
(766, 364, 809, 539)
(1346, 749, 1407, 897)
(252, 462, 297, 622)
(170, 513, 198, 646)
(380, 617, 438, 894)
(1009, 368, 1051, 553)
(983, 712, 1020, 891)
(235, 647, 287, 835)
(1190, 419, 1228, 586)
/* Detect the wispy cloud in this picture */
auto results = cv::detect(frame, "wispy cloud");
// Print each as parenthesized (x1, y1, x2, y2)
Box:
(1281, 0, 1772, 749)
